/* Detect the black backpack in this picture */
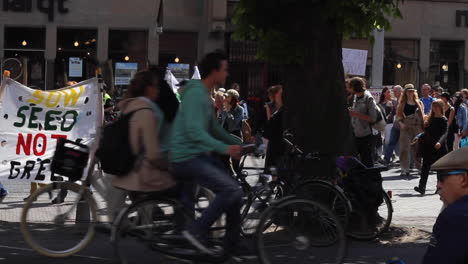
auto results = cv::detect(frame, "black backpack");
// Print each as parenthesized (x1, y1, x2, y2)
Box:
(96, 108, 151, 176)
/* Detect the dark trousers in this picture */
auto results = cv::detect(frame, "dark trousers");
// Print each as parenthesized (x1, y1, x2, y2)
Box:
(384, 126, 400, 162)
(418, 146, 446, 190)
(355, 135, 374, 168)
(172, 154, 243, 252)
(446, 129, 455, 152)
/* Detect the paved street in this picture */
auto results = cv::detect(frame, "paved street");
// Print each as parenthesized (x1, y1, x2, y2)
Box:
(0, 158, 440, 264)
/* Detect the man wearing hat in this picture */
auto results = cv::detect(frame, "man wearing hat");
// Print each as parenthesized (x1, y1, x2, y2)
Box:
(422, 147, 468, 263)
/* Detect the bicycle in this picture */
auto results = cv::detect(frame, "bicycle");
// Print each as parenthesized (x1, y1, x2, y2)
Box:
(19, 139, 101, 257)
(255, 196, 347, 264)
(270, 132, 393, 241)
(111, 192, 347, 264)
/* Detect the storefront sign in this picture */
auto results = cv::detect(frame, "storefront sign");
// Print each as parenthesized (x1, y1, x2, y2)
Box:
(456, 10, 468, 27)
(115, 62, 138, 86)
(168, 63, 190, 82)
(0, 78, 101, 183)
(68, 57, 82, 78)
(2, 0, 70, 22)
(342, 48, 368, 77)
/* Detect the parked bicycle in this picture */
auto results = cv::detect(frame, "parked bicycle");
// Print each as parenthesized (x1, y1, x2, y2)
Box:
(267, 131, 393, 241)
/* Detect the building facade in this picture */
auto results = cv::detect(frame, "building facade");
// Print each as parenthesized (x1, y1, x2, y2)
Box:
(350, 0, 468, 93)
(0, 0, 228, 91)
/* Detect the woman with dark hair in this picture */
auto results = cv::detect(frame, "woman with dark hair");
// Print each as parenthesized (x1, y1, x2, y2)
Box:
(263, 85, 285, 176)
(453, 93, 465, 150)
(148, 65, 180, 123)
(440, 92, 455, 152)
(377, 87, 393, 162)
(112, 70, 176, 195)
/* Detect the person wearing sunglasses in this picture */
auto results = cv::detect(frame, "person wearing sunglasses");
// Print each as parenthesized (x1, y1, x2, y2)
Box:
(422, 147, 468, 264)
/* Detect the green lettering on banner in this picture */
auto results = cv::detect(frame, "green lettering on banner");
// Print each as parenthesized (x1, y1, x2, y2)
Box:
(13, 105, 29, 127)
(61, 110, 78, 132)
(28, 107, 43, 129)
(44, 110, 61, 130)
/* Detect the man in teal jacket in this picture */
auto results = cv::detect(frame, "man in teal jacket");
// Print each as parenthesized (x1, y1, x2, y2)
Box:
(170, 52, 244, 256)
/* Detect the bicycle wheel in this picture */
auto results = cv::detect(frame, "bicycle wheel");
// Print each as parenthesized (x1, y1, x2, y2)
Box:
(256, 198, 347, 264)
(112, 198, 189, 264)
(20, 182, 97, 258)
(241, 181, 286, 237)
(294, 180, 351, 230)
(346, 190, 393, 240)
(1, 58, 23, 80)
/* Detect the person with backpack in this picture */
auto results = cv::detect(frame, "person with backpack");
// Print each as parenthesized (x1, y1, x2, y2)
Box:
(110, 70, 176, 195)
(349, 77, 379, 167)
(395, 84, 425, 178)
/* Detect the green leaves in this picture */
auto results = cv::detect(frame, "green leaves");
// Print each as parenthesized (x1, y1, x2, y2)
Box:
(232, 0, 404, 64)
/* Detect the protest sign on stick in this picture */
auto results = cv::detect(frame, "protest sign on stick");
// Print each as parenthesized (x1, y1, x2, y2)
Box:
(342, 48, 368, 76)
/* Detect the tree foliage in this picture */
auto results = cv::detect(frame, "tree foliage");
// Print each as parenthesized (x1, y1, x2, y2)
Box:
(232, 0, 404, 64)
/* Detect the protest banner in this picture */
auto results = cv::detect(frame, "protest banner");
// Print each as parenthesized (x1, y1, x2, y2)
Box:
(0, 78, 102, 183)
(342, 48, 368, 76)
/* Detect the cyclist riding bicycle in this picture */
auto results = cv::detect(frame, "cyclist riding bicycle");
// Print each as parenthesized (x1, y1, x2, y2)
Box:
(170, 52, 245, 257)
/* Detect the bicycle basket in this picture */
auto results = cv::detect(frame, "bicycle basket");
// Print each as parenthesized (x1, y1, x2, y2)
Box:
(51, 139, 90, 182)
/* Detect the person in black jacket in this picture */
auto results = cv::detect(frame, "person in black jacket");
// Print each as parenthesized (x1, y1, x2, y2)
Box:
(263, 85, 284, 175)
(414, 100, 448, 195)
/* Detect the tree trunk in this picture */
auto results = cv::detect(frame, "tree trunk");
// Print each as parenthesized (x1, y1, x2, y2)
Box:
(282, 15, 351, 179)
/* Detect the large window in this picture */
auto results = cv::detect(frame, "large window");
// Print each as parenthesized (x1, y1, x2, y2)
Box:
(55, 28, 98, 89)
(108, 30, 148, 98)
(429, 41, 464, 93)
(383, 39, 419, 87)
(3, 27, 46, 89)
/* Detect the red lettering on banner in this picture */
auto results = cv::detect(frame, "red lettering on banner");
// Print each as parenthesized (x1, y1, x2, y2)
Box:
(16, 133, 67, 156)
(16, 133, 32, 155)
(33, 133, 47, 156)
(51, 134, 67, 142)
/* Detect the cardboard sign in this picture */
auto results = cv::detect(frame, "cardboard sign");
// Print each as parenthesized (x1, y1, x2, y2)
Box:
(342, 48, 368, 76)
(0, 78, 102, 183)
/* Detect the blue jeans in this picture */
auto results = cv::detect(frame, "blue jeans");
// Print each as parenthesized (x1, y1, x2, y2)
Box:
(171, 154, 244, 252)
(384, 125, 400, 163)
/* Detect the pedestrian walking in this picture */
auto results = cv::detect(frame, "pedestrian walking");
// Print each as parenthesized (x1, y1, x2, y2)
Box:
(414, 100, 448, 195)
(349, 77, 379, 167)
(440, 92, 455, 152)
(420, 84, 435, 115)
(384, 85, 403, 165)
(454, 92, 467, 150)
(396, 84, 424, 178)
(263, 85, 285, 175)
(378, 87, 394, 163)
